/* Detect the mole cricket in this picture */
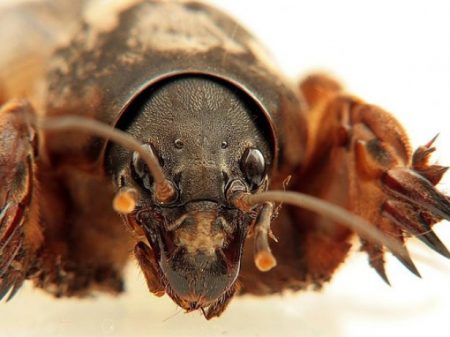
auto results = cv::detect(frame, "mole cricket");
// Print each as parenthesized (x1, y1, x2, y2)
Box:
(1, 0, 449, 320)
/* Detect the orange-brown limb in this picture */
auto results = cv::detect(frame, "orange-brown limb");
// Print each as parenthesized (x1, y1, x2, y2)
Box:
(238, 74, 450, 295)
(253, 202, 277, 272)
(0, 99, 41, 301)
(295, 74, 450, 282)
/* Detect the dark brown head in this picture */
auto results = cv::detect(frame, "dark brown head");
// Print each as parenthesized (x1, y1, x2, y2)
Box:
(107, 75, 274, 313)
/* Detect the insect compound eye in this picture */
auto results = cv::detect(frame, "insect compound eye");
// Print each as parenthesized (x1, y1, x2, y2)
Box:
(131, 143, 162, 191)
(240, 148, 266, 188)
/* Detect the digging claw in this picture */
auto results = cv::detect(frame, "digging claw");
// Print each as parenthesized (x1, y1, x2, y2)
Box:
(417, 228, 450, 259)
(417, 165, 448, 186)
(361, 240, 391, 285)
(383, 200, 450, 258)
(412, 133, 439, 169)
(393, 244, 421, 278)
(383, 168, 450, 221)
(375, 264, 391, 286)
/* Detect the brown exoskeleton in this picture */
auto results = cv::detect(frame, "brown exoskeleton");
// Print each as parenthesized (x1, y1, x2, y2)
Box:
(1, 0, 449, 321)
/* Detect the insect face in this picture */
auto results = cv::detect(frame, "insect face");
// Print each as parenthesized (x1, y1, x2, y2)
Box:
(107, 75, 273, 311)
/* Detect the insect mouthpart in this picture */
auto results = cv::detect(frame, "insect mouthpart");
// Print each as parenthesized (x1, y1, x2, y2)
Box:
(137, 200, 249, 310)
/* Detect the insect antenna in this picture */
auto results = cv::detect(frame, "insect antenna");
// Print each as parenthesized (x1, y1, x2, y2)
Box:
(232, 190, 414, 268)
(32, 115, 176, 203)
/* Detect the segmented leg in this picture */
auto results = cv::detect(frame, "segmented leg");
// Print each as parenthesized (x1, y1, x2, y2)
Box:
(239, 74, 449, 294)
(0, 99, 42, 300)
(296, 74, 449, 283)
(29, 169, 133, 298)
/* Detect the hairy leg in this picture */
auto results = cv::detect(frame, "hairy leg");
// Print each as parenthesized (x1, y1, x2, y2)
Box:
(0, 100, 42, 300)
(1, 99, 133, 299)
(239, 74, 449, 294)
(30, 168, 134, 297)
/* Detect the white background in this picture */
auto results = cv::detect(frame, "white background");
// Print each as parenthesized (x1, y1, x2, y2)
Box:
(1, 1, 450, 337)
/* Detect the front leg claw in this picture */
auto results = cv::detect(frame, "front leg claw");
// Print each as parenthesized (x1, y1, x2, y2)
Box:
(364, 137, 450, 280)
